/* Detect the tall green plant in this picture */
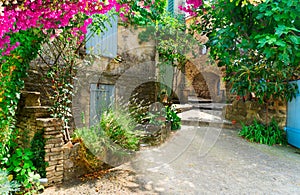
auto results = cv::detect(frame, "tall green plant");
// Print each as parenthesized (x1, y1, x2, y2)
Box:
(239, 119, 286, 146)
(30, 130, 48, 178)
(100, 109, 139, 151)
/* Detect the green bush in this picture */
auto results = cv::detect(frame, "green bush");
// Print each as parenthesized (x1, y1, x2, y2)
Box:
(74, 108, 139, 153)
(166, 105, 181, 130)
(239, 119, 287, 146)
(30, 130, 48, 178)
(100, 109, 139, 151)
(73, 124, 112, 158)
(0, 129, 43, 194)
(4, 148, 43, 193)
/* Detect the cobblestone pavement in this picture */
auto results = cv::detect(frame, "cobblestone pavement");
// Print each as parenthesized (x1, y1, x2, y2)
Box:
(43, 126, 300, 194)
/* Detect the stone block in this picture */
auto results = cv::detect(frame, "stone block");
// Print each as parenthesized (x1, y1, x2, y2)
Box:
(46, 138, 64, 145)
(44, 144, 55, 149)
(44, 130, 61, 135)
(56, 165, 64, 172)
(54, 143, 64, 147)
(54, 171, 64, 177)
(64, 159, 74, 169)
(51, 147, 62, 152)
(48, 151, 63, 157)
(44, 156, 50, 162)
(44, 134, 63, 140)
(47, 161, 58, 166)
(46, 166, 56, 172)
(50, 154, 63, 161)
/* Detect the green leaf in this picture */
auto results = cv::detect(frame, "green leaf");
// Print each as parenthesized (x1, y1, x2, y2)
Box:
(275, 25, 288, 37)
(275, 40, 286, 47)
(289, 35, 300, 44)
(13, 166, 22, 172)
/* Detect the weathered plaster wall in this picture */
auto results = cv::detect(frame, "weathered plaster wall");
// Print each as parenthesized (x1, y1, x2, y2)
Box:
(73, 26, 157, 128)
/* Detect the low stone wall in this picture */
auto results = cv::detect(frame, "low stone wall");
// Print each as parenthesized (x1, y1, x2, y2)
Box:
(224, 100, 286, 128)
(136, 123, 171, 146)
(37, 118, 64, 185)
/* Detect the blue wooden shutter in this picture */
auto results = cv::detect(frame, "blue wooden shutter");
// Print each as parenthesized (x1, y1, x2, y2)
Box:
(168, 0, 174, 14)
(86, 15, 118, 58)
(90, 84, 115, 127)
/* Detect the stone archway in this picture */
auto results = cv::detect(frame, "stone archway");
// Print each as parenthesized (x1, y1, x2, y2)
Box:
(192, 73, 211, 99)
(192, 72, 221, 100)
(130, 81, 178, 106)
(185, 60, 225, 102)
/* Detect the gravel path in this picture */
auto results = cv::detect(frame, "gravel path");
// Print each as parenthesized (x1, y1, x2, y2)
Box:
(42, 126, 300, 194)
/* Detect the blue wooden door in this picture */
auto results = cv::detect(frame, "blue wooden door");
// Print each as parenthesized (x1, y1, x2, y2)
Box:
(90, 84, 115, 127)
(286, 80, 300, 148)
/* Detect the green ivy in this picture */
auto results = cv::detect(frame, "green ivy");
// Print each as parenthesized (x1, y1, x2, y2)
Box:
(0, 29, 45, 157)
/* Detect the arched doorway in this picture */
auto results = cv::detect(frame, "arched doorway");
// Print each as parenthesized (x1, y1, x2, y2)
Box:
(192, 72, 220, 101)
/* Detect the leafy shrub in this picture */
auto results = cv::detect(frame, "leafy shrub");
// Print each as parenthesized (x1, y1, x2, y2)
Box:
(73, 124, 113, 158)
(0, 169, 20, 195)
(128, 95, 150, 124)
(100, 109, 139, 151)
(4, 147, 43, 193)
(166, 105, 181, 130)
(239, 119, 287, 146)
(30, 130, 48, 178)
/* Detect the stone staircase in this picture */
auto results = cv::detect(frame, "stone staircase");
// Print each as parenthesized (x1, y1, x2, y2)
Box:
(177, 96, 236, 129)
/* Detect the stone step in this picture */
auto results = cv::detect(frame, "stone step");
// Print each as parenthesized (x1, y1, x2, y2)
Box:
(188, 96, 213, 104)
(192, 103, 228, 111)
(181, 119, 237, 130)
(21, 91, 41, 107)
(178, 109, 238, 130)
(20, 106, 51, 118)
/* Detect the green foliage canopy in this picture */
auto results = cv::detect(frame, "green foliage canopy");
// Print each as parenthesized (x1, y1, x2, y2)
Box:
(190, 0, 300, 103)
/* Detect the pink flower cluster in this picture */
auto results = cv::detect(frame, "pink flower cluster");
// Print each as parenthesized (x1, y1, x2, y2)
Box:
(0, 0, 122, 55)
(179, 0, 203, 16)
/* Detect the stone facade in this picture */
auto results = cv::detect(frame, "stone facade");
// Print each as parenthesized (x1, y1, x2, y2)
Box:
(73, 25, 158, 128)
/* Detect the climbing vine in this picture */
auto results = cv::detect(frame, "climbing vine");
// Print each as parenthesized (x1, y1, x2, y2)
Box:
(0, 29, 45, 153)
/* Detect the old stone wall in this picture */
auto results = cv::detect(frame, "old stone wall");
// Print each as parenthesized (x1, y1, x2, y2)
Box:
(185, 60, 226, 102)
(16, 91, 51, 148)
(38, 118, 64, 185)
(224, 100, 286, 128)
